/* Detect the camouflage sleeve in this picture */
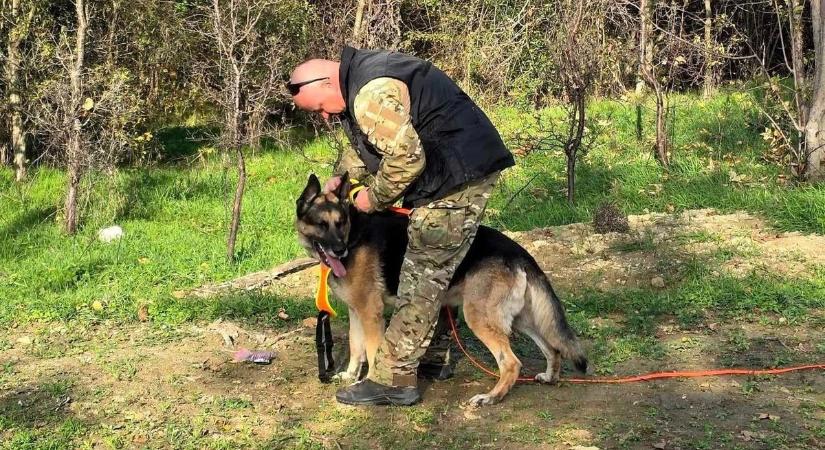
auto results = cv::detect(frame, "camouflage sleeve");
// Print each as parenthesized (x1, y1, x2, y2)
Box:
(333, 142, 370, 183)
(352, 77, 425, 211)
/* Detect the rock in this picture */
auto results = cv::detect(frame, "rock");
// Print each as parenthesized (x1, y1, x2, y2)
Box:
(651, 276, 665, 288)
(98, 225, 124, 243)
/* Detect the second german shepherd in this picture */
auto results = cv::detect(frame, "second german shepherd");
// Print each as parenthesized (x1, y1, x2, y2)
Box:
(295, 173, 587, 406)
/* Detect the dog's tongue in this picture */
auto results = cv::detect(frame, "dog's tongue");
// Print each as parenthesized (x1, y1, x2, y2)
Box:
(326, 255, 347, 278)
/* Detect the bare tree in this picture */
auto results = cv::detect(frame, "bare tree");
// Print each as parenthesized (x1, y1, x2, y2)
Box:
(750, 0, 822, 180)
(28, 0, 145, 234)
(194, 0, 298, 262)
(4, 0, 35, 181)
(65, 0, 89, 234)
(639, 0, 673, 166)
(553, 0, 608, 203)
(805, 0, 824, 179)
(349, 0, 402, 50)
(702, 0, 717, 98)
(353, 0, 368, 44)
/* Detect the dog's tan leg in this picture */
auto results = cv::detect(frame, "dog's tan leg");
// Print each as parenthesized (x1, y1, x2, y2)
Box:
(551, 350, 562, 382)
(463, 303, 522, 406)
(358, 301, 385, 380)
(334, 308, 366, 382)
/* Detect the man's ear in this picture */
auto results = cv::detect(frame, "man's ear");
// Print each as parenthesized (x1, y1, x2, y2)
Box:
(337, 171, 352, 203)
(297, 174, 321, 217)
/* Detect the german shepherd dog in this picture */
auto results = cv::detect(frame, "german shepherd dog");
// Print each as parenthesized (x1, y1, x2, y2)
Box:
(295, 173, 587, 406)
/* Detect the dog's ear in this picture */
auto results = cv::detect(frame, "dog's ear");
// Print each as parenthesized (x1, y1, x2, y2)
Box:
(337, 171, 352, 204)
(297, 174, 321, 217)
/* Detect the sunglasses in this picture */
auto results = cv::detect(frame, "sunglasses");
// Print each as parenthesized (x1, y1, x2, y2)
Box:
(286, 77, 329, 96)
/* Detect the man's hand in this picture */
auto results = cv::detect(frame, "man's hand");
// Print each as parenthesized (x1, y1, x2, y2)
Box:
(354, 188, 372, 212)
(323, 176, 342, 193)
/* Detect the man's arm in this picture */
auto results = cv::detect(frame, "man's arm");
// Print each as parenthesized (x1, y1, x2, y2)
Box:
(333, 142, 370, 182)
(352, 77, 425, 211)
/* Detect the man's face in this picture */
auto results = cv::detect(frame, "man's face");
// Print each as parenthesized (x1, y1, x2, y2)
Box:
(292, 80, 345, 121)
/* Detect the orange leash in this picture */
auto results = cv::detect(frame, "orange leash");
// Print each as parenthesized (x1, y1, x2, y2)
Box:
(445, 308, 825, 384)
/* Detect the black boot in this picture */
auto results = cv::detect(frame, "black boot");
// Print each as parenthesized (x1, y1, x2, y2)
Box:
(335, 379, 421, 406)
(417, 361, 454, 381)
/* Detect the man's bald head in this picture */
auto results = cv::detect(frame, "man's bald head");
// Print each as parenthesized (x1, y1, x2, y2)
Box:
(289, 58, 345, 120)
(289, 59, 337, 84)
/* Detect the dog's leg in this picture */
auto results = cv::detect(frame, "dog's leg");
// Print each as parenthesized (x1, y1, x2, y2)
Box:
(359, 300, 386, 380)
(463, 298, 522, 406)
(518, 325, 561, 384)
(334, 308, 365, 382)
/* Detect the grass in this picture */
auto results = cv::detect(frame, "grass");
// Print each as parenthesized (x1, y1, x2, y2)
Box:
(1, 90, 823, 327)
(1, 91, 824, 449)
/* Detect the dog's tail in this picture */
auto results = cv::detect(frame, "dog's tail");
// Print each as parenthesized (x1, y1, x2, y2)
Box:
(528, 268, 588, 373)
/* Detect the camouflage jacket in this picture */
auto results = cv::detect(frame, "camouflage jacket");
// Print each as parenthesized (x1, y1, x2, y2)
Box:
(335, 77, 425, 212)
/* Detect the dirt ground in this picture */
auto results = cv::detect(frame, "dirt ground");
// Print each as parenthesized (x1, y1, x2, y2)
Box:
(2, 209, 824, 449)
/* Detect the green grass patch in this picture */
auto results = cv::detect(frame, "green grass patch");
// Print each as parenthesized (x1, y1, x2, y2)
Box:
(1, 90, 823, 328)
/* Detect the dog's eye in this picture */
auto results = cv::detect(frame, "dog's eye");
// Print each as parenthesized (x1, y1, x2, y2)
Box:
(334, 219, 343, 229)
(319, 222, 329, 231)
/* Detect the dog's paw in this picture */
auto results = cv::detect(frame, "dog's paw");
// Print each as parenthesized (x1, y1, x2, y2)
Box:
(332, 371, 358, 382)
(468, 393, 498, 407)
(534, 373, 559, 385)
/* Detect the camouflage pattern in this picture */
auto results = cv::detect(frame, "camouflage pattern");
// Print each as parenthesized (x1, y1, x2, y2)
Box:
(334, 144, 371, 183)
(371, 171, 500, 387)
(351, 77, 425, 212)
(418, 306, 459, 367)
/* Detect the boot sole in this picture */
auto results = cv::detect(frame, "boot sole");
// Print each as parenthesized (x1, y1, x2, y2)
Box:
(335, 392, 421, 406)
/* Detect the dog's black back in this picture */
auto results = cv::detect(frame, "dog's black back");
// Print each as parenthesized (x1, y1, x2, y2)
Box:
(344, 208, 546, 296)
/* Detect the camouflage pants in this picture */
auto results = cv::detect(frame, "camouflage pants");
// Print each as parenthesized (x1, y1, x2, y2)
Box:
(371, 171, 500, 387)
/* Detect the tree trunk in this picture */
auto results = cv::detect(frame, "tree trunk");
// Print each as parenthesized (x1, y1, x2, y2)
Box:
(639, 0, 654, 87)
(565, 93, 586, 205)
(787, 0, 807, 129)
(654, 87, 670, 166)
(566, 156, 576, 204)
(353, 0, 368, 46)
(639, 0, 669, 166)
(227, 146, 246, 262)
(65, 0, 88, 235)
(805, 0, 825, 180)
(226, 67, 246, 262)
(702, 0, 716, 98)
(7, 0, 33, 181)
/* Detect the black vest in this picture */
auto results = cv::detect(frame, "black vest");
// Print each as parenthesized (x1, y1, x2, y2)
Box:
(338, 46, 514, 207)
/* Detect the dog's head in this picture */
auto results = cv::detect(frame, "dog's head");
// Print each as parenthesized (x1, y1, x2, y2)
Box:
(295, 173, 353, 277)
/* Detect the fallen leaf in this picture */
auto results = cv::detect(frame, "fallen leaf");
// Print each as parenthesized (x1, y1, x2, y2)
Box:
(653, 441, 667, 449)
(740, 430, 766, 442)
(171, 290, 186, 299)
(462, 408, 480, 420)
(570, 446, 600, 450)
(137, 304, 149, 322)
(757, 413, 780, 421)
(277, 308, 289, 320)
(302, 317, 317, 328)
(137, 257, 150, 265)
(92, 300, 104, 311)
